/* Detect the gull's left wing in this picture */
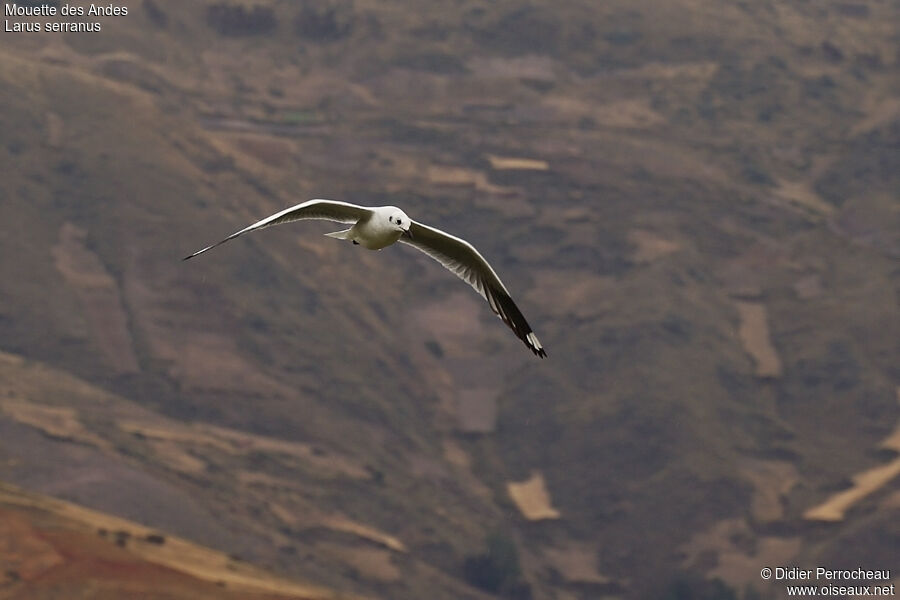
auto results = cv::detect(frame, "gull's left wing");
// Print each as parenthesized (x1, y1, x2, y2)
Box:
(400, 220, 546, 358)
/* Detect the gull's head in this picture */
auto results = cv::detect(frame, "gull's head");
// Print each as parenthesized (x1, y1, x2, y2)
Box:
(386, 208, 412, 238)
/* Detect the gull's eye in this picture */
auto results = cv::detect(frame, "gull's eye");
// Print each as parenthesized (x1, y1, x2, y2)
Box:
(388, 216, 393, 223)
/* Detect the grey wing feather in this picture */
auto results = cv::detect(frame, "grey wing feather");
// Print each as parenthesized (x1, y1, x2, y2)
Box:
(183, 199, 371, 260)
(399, 221, 546, 358)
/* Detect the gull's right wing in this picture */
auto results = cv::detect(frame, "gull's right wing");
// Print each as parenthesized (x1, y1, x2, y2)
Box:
(183, 199, 372, 260)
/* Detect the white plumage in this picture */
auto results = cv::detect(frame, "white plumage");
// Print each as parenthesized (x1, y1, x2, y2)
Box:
(185, 199, 546, 358)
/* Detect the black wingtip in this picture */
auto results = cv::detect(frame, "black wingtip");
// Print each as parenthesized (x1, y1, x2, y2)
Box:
(522, 330, 546, 359)
(182, 242, 219, 261)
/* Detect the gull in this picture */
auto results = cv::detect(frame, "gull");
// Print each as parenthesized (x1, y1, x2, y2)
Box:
(184, 199, 546, 358)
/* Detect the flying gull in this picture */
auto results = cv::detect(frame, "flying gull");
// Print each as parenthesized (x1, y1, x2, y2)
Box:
(184, 199, 545, 358)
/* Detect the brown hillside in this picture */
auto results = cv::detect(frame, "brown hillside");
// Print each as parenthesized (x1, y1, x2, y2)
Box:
(0, 481, 353, 600)
(0, 1, 897, 598)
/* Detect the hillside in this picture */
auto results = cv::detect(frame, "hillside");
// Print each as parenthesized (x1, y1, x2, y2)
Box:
(0, 1, 898, 598)
(0, 480, 352, 600)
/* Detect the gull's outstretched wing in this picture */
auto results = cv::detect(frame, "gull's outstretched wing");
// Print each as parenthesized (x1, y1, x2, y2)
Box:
(183, 199, 372, 260)
(400, 220, 546, 358)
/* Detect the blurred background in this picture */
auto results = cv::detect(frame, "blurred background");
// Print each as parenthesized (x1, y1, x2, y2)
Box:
(0, 1, 898, 598)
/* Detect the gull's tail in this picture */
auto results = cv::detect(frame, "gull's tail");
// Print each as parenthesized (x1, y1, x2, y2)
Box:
(324, 228, 352, 240)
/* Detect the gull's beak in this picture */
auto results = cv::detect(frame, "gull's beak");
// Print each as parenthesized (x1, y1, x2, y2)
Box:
(403, 228, 413, 240)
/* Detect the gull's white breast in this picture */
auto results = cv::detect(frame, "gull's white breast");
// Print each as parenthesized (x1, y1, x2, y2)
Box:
(352, 207, 402, 250)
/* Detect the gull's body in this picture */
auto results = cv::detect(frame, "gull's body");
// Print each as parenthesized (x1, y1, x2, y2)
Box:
(184, 199, 546, 358)
(337, 206, 405, 250)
